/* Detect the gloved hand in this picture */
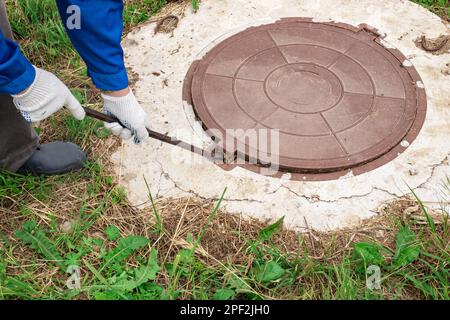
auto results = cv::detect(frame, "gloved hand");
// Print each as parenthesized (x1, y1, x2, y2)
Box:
(12, 66, 85, 122)
(102, 90, 150, 144)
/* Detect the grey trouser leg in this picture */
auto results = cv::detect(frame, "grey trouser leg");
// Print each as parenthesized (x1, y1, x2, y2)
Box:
(0, 0, 39, 172)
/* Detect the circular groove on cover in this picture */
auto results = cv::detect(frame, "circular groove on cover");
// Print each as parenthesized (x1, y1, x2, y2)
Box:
(185, 18, 427, 180)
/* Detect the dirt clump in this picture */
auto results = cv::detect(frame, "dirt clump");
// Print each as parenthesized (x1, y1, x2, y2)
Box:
(415, 34, 450, 55)
(155, 15, 179, 34)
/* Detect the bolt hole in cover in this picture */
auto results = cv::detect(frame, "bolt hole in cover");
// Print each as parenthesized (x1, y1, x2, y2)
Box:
(183, 18, 427, 181)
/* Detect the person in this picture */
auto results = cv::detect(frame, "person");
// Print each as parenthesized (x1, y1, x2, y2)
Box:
(0, 0, 150, 175)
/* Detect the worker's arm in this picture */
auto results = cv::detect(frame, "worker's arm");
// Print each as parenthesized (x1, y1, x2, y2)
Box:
(0, 30, 85, 121)
(0, 31, 35, 94)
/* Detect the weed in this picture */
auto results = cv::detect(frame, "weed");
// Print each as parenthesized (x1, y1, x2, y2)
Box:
(191, 0, 200, 12)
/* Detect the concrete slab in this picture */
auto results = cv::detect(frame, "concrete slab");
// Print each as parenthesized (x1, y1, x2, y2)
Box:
(112, 0, 450, 232)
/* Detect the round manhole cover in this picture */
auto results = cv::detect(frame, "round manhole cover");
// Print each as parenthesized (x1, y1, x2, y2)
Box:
(184, 18, 427, 180)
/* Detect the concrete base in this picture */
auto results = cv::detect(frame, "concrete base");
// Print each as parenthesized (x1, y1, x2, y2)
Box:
(112, 0, 450, 231)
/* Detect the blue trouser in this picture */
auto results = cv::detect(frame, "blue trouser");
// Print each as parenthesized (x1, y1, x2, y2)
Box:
(0, 0, 128, 94)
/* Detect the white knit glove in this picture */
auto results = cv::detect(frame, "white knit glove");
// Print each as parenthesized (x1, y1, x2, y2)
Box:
(12, 66, 85, 122)
(102, 90, 150, 144)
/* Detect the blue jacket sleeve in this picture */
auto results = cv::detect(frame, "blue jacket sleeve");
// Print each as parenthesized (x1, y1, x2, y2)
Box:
(56, 0, 129, 91)
(0, 30, 35, 94)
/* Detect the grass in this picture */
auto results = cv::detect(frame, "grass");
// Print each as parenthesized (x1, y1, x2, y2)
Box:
(413, 0, 449, 19)
(1, 179, 448, 299)
(0, 0, 449, 300)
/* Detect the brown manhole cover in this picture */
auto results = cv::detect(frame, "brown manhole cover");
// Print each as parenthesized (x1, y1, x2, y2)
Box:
(183, 18, 427, 181)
